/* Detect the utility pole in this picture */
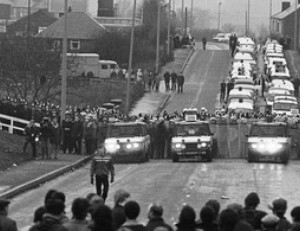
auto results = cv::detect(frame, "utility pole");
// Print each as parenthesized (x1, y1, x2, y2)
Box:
(248, 0, 250, 35)
(125, 0, 136, 114)
(60, 0, 68, 123)
(294, 0, 298, 50)
(27, 0, 31, 37)
(218, 1, 221, 31)
(155, 0, 161, 74)
(167, 0, 171, 57)
(185, 7, 188, 34)
(245, 11, 248, 36)
(269, 0, 272, 34)
(182, 0, 184, 34)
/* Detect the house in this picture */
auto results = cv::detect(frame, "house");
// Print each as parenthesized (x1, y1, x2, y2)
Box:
(37, 12, 107, 53)
(272, 1, 300, 49)
(6, 9, 58, 38)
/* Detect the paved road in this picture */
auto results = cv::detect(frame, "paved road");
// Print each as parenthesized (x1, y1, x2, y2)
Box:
(11, 160, 300, 231)
(164, 42, 231, 113)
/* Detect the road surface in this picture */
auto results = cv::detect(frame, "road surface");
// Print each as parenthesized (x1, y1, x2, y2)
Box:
(164, 42, 231, 113)
(11, 160, 300, 231)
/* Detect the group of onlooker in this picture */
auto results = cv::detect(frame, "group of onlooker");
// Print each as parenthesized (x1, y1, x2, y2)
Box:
(2, 189, 300, 231)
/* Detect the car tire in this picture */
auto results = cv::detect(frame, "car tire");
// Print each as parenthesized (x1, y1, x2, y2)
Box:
(207, 153, 213, 162)
(280, 154, 289, 164)
(172, 154, 179, 162)
(247, 153, 255, 163)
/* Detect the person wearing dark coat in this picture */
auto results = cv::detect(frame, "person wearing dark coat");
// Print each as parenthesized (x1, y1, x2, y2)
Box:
(202, 36, 207, 50)
(23, 120, 40, 159)
(171, 71, 178, 91)
(0, 199, 18, 231)
(163, 71, 171, 92)
(146, 204, 173, 231)
(175, 205, 199, 231)
(62, 113, 73, 154)
(155, 118, 167, 159)
(177, 73, 185, 93)
(196, 206, 219, 231)
(120, 201, 146, 231)
(29, 199, 67, 231)
(112, 189, 131, 230)
(71, 115, 83, 154)
(40, 117, 53, 159)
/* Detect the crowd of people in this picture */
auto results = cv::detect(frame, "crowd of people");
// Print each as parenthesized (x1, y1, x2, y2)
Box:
(2, 188, 300, 231)
(163, 71, 185, 93)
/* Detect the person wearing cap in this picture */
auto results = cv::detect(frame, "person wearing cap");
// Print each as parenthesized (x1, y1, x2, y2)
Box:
(291, 206, 300, 227)
(0, 198, 18, 231)
(268, 198, 291, 231)
(90, 145, 115, 202)
(240, 192, 267, 230)
(261, 214, 280, 231)
(146, 203, 173, 231)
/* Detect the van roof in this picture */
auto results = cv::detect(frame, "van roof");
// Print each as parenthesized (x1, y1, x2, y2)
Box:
(99, 60, 118, 64)
(67, 53, 99, 57)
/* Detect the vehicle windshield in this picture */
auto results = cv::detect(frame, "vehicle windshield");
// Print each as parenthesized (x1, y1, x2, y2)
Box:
(273, 102, 298, 110)
(108, 125, 143, 137)
(251, 125, 287, 137)
(175, 124, 211, 136)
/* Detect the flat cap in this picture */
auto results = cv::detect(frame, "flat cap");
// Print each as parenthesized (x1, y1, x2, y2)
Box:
(268, 198, 287, 212)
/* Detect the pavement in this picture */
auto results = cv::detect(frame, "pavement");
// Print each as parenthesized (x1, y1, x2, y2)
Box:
(0, 47, 193, 200)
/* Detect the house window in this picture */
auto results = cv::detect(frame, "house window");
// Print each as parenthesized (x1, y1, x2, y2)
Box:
(70, 40, 80, 50)
(102, 64, 108, 70)
(15, 31, 23, 37)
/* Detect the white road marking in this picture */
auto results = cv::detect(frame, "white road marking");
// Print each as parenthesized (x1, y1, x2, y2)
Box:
(190, 51, 215, 108)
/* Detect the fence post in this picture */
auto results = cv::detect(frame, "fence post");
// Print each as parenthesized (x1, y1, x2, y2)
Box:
(9, 118, 13, 134)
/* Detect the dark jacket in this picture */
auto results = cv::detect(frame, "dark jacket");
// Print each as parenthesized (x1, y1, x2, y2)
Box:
(275, 217, 292, 231)
(90, 153, 115, 177)
(71, 121, 83, 139)
(121, 224, 146, 231)
(163, 72, 171, 83)
(195, 221, 218, 231)
(40, 121, 53, 139)
(0, 213, 18, 231)
(171, 72, 177, 83)
(112, 204, 126, 230)
(29, 213, 67, 231)
(240, 208, 267, 230)
(24, 126, 40, 142)
(177, 74, 185, 85)
(146, 217, 173, 231)
(175, 223, 199, 231)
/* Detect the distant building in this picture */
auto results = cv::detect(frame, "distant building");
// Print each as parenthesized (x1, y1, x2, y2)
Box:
(272, 1, 300, 49)
(7, 9, 57, 38)
(98, 0, 114, 17)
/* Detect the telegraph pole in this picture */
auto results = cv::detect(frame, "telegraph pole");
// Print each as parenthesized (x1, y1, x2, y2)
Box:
(60, 0, 68, 123)
(167, 0, 171, 57)
(27, 0, 31, 37)
(155, 0, 161, 74)
(248, 0, 250, 35)
(125, 0, 136, 114)
(269, 0, 272, 34)
(218, 1, 221, 31)
(190, 0, 194, 29)
(182, 0, 184, 33)
(294, 0, 298, 50)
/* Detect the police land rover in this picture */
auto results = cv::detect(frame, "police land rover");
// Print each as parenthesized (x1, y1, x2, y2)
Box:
(171, 108, 216, 162)
(104, 122, 151, 163)
(246, 122, 291, 164)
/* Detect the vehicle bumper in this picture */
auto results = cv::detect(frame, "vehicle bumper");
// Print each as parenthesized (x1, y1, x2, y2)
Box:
(108, 150, 147, 163)
(247, 148, 290, 162)
(172, 148, 212, 161)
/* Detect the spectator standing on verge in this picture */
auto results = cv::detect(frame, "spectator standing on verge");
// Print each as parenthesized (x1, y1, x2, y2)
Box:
(62, 112, 73, 154)
(196, 206, 218, 231)
(292, 77, 300, 97)
(219, 209, 239, 231)
(90, 205, 114, 231)
(50, 117, 60, 159)
(23, 119, 40, 159)
(163, 71, 171, 92)
(90, 145, 115, 202)
(40, 117, 52, 159)
(0, 199, 18, 231)
(120, 201, 146, 231)
(71, 115, 83, 155)
(177, 73, 185, 93)
(290, 206, 300, 227)
(112, 189, 131, 230)
(202, 36, 207, 50)
(227, 80, 234, 100)
(64, 198, 90, 231)
(146, 203, 173, 231)
(171, 71, 177, 91)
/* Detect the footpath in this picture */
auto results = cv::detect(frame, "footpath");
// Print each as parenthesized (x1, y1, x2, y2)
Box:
(0, 47, 194, 199)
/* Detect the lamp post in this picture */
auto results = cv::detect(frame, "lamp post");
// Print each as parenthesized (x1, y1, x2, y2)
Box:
(269, 0, 272, 34)
(247, 0, 250, 35)
(218, 1, 222, 31)
(125, 0, 137, 114)
(167, 0, 171, 57)
(60, 0, 68, 123)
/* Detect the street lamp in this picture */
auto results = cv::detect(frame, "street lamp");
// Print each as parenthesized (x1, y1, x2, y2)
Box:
(155, 0, 161, 74)
(294, 0, 298, 50)
(218, 1, 222, 31)
(247, 0, 250, 35)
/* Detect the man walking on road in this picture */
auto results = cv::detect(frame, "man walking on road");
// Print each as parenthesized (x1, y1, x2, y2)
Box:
(90, 145, 115, 202)
(171, 71, 177, 91)
(163, 71, 171, 92)
(177, 73, 185, 93)
(202, 36, 207, 50)
(220, 79, 227, 101)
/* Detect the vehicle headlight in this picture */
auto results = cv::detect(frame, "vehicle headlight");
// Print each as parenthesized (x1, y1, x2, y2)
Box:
(258, 143, 265, 150)
(201, 142, 207, 148)
(105, 143, 121, 152)
(132, 143, 140, 148)
(126, 143, 132, 149)
(251, 143, 258, 149)
(174, 143, 185, 149)
(175, 143, 182, 149)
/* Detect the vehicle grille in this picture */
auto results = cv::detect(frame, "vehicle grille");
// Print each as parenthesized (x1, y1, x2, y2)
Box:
(185, 143, 198, 150)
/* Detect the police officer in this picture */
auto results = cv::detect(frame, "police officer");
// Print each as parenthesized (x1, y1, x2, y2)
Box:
(90, 145, 115, 202)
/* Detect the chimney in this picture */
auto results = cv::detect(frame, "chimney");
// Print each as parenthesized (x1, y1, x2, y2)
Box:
(282, 1, 291, 11)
